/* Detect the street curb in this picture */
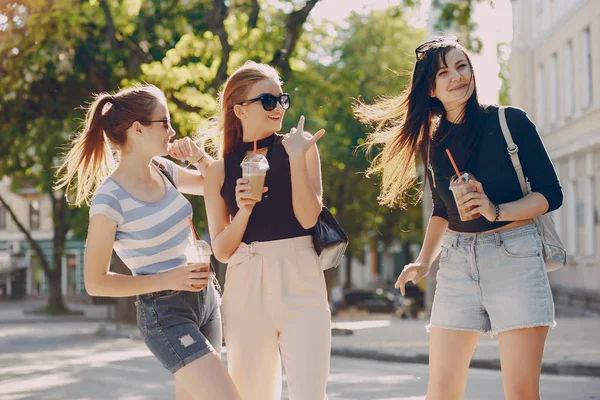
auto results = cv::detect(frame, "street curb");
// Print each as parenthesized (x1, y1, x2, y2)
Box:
(331, 348, 600, 378)
(0, 317, 106, 325)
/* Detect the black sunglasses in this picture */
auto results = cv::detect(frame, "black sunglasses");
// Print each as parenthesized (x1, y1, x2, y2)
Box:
(140, 119, 172, 131)
(415, 36, 459, 61)
(238, 93, 291, 111)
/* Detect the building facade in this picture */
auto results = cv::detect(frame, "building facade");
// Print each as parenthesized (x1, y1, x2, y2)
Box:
(0, 178, 86, 299)
(510, 0, 600, 305)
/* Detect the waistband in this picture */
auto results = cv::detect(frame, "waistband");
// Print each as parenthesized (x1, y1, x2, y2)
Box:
(443, 223, 538, 247)
(229, 235, 314, 264)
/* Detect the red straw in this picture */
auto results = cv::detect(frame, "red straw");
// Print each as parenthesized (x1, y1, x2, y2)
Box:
(253, 131, 257, 154)
(188, 217, 199, 241)
(445, 149, 462, 180)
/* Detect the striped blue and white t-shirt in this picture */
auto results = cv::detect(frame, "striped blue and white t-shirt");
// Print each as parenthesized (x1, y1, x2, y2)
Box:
(89, 157, 193, 276)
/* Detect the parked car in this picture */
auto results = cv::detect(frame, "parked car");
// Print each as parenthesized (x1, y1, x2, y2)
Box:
(340, 288, 413, 317)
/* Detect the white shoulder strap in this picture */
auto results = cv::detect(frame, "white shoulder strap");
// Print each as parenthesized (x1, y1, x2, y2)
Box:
(498, 107, 528, 196)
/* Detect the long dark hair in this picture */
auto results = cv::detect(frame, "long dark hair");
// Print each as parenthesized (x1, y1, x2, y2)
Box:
(55, 84, 166, 206)
(354, 36, 482, 208)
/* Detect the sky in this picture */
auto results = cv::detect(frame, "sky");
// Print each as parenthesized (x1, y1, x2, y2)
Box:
(311, 0, 514, 104)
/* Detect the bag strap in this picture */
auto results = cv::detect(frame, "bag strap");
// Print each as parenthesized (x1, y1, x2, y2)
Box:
(153, 159, 222, 292)
(152, 159, 177, 189)
(153, 159, 201, 240)
(498, 107, 528, 196)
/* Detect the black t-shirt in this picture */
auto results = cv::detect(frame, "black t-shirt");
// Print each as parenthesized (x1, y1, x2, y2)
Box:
(220, 134, 312, 244)
(429, 105, 563, 232)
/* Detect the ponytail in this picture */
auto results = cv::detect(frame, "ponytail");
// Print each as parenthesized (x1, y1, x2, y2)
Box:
(56, 84, 165, 206)
(55, 94, 116, 206)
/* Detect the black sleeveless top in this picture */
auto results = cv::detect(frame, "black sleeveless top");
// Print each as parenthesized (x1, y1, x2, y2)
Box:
(220, 133, 313, 244)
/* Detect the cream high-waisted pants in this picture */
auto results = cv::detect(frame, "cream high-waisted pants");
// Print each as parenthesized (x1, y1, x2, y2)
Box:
(222, 235, 331, 400)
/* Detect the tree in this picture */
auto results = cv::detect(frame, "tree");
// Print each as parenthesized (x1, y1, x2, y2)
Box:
(0, 0, 321, 313)
(432, 0, 497, 52)
(282, 7, 426, 288)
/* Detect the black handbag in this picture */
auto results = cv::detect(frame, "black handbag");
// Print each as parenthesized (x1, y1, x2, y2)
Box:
(312, 207, 349, 271)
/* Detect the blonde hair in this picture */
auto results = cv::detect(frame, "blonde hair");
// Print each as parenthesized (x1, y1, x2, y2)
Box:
(55, 84, 166, 206)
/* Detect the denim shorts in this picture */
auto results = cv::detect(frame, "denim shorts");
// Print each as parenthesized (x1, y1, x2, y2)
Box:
(428, 223, 556, 336)
(135, 279, 222, 374)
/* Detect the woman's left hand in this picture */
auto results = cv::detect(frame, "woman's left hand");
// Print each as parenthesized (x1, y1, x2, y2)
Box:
(169, 137, 206, 164)
(282, 115, 325, 158)
(458, 181, 497, 221)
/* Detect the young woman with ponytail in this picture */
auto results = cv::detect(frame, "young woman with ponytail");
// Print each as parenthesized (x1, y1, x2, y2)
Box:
(56, 84, 241, 400)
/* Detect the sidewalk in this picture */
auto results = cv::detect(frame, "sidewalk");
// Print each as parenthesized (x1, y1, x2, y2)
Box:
(330, 313, 600, 377)
(0, 298, 111, 324)
(2, 299, 599, 377)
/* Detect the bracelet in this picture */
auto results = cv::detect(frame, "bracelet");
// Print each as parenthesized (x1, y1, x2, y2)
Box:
(188, 152, 206, 165)
(488, 204, 500, 223)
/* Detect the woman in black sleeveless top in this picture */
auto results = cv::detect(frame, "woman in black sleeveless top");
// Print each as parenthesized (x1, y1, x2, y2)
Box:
(204, 61, 331, 400)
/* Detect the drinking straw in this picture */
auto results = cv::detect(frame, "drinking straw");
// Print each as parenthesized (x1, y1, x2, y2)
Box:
(254, 131, 257, 154)
(188, 217, 199, 241)
(445, 148, 462, 181)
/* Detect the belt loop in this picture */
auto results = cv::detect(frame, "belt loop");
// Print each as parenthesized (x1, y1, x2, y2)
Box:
(249, 242, 257, 257)
(453, 235, 459, 249)
(495, 232, 501, 248)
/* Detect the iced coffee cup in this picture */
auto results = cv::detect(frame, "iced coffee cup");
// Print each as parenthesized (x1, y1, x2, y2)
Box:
(449, 172, 481, 221)
(241, 153, 269, 202)
(184, 238, 212, 272)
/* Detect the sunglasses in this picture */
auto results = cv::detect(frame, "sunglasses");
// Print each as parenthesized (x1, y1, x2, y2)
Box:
(415, 36, 459, 61)
(238, 93, 291, 111)
(140, 119, 172, 131)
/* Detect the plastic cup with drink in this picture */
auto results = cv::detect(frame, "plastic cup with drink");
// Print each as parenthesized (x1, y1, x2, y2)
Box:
(446, 149, 481, 222)
(240, 132, 270, 202)
(184, 218, 212, 276)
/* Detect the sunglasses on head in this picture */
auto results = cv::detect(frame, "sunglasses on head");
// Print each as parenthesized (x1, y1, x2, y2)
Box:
(140, 119, 172, 131)
(415, 36, 459, 61)
(238, 93, 291, 111)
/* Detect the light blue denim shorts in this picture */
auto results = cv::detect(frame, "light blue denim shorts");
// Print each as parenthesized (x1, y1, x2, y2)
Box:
(428, 223, 556, 336)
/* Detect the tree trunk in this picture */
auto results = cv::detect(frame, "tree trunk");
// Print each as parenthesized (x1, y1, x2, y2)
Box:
(47, 273, 66, 312)
(50, 190, 69, 313)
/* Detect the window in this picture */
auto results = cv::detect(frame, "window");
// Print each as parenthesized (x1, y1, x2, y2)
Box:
(536, 64, 546, 129)
(565, 40, 575, 117)
(584, 176, 596, 257)
(583, 27, 593, 107)
(0, 205, 6, 229)
(567, 180, 578, 255)
(551, 53, 559, 124)
(29, 201, 40, 231)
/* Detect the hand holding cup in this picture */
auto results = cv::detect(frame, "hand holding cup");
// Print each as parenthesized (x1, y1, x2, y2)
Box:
(456, 181, 497, 222)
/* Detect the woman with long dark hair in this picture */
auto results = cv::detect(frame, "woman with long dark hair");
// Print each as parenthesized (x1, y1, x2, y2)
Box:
(56, 84, 242, 400)
(355, 37, 562, 400)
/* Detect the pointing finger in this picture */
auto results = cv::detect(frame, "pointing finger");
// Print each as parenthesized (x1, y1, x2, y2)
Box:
(296, 115, 305, 134)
